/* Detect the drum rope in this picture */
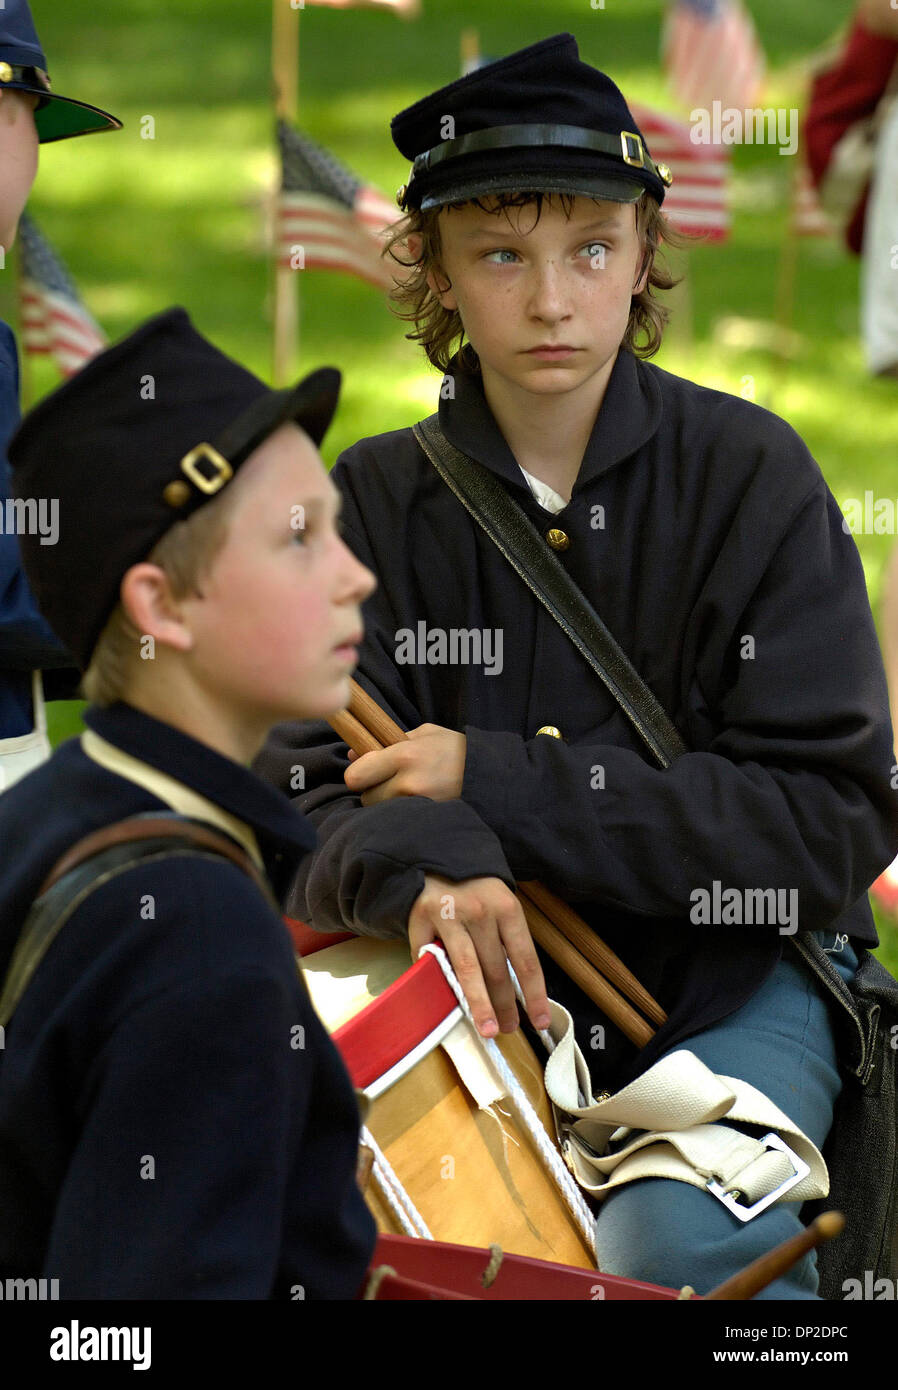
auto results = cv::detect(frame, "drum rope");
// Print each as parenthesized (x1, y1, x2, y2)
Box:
(362, 1264, 398, 1299)
(361, 1124, 433, 1240)
(419, 945, 598, 1261)
(508, 965, 591, 1110)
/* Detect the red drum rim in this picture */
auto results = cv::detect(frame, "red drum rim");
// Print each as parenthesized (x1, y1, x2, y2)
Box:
(332, 950, 462, 1092)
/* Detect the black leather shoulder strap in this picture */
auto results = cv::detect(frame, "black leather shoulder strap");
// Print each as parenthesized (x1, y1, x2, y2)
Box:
(413, 413, 688, 768)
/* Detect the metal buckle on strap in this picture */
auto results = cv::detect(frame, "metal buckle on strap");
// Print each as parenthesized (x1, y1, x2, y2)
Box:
(620, 131, 644, 167)
(705, 1133, 810, 1222)
(180, 442, 233, 494)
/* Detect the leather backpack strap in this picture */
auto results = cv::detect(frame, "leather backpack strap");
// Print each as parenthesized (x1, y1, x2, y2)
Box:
(413, 414, 688, 768)
(0, 815, 281, 1032)
(37, 813, 274, 900)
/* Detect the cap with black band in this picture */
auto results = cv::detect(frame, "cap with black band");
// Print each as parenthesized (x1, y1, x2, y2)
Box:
(9, 308, 341, 668)
(392, 33, 672, 212)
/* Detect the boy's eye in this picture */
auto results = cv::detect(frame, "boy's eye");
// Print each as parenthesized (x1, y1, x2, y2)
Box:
(483, 248, 520, 265)
(580, 241, 609, 260)
(292, 518, 347, 544)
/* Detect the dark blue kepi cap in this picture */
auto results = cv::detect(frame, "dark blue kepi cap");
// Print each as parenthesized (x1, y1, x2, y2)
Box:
(392, 33, 672, 212)
(0, 0, 120, 142)
(9, 308, 341, 667)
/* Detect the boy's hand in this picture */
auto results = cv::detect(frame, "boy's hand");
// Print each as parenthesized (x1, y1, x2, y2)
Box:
(408, 873, 551, 1038)
(345, 724, 466, 803)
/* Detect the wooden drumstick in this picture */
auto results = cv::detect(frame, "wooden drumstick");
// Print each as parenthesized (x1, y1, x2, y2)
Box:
(347, 681, 406, 752)
(519, 895, 654, 1049)
(329, 707, 382, 757)
(348, 684, 666, 1026)
(519, 881, 667, 1028)
(702, 1212, 846, 1300)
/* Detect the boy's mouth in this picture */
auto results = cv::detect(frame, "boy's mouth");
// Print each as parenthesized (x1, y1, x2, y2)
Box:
(526, 345, 578, 360)
(333, 630, 363, 655)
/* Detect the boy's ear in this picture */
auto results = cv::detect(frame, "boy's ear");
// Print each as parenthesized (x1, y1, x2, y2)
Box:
(425, 262, 457, 311)
(120, 563, 194, 654)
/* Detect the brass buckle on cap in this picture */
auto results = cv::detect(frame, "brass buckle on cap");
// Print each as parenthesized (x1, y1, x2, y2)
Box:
(180, 442, 233, 495)
(620, 131, 645, 168)
(705, 1133, 810, 1222)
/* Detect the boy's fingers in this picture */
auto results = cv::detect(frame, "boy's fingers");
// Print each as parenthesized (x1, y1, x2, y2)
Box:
(438, 923, 501, 1037)
(500, 906, 552, 1032)
(460, 918, 520, 1033)
(344, 748, 394, 790)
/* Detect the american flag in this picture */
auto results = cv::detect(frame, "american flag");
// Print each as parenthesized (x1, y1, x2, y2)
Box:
(17, 213, 107, 377)
(631, 103, 730, 240)
(662, 0, 765, 113)
(276, 120, 401, 290)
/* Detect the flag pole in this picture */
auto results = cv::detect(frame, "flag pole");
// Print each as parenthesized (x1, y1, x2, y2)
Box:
(460, 27, 480, 72)
(764, 166, 803, 411)
(272, 0, 300, 385)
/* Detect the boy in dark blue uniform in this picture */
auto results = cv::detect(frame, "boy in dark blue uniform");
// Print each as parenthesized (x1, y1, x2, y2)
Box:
(0, 307, 377, 1297)
(0, 0, 120, 787)
(257, 35, 898, 1297)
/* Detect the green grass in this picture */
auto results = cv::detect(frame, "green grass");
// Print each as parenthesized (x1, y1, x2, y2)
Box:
(20, 0, 898, 970)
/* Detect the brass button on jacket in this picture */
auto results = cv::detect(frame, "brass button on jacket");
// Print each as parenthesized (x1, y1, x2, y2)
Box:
(535, 725, 563, 739)
(546, 528, 570, 551)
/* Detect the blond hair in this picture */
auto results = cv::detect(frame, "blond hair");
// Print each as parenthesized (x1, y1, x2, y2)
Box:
(81, 484, 239, 706)
(385, 190, 698, 371)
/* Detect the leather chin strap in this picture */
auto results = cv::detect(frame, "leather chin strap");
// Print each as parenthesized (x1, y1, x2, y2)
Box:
(542, 1000, 828, 1220)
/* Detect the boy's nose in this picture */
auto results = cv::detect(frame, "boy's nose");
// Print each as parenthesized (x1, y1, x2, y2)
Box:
(342, 542, 377, 602)
(527, 261, 569, 320)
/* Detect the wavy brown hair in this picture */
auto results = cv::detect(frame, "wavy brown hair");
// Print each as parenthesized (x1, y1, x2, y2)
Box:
(384, 190, 699, 372)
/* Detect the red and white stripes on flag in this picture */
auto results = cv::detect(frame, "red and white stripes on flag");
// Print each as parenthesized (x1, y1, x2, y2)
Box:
(276, 120, 401, 290)
(662, 0, 765, 113)
(17, 213, 107, 377)
(631, 103, 730, 240)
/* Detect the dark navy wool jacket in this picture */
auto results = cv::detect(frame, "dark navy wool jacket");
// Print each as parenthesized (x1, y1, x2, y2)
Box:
(0, 703, 376, 1298)
(256, 348, 898, 1090)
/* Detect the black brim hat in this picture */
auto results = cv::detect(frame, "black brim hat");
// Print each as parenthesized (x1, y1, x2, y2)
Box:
(9, 308, 341, 668)
(0, 0, 121, 142)
(392, 33, 672, 212)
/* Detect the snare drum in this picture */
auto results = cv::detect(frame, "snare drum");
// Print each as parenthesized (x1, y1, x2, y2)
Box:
(301, 933, 597, 1270)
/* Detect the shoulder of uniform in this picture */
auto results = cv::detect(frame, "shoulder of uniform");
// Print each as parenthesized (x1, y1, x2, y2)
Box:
(335, 425, 421, 473)
(639, 358, 819, 473)
(70, 851, 293, 973)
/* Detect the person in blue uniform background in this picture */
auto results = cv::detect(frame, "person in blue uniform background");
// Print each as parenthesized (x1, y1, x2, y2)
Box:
(0, 0, 120, 788)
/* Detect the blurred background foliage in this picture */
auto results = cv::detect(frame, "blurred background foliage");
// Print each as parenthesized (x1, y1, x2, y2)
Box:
(14, 0, 898, 966)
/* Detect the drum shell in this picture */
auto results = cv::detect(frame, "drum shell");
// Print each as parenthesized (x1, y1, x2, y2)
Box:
(302, 936, 596, 1269)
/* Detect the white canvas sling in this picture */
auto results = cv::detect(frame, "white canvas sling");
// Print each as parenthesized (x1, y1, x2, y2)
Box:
(540, 997, 827, 1219)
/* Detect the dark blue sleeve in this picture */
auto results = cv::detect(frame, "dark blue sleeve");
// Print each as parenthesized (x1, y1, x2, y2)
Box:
(0, 321, 76, 671)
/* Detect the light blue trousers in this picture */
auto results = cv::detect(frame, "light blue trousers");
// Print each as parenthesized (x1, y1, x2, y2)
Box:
(593, 930, 858, 1300)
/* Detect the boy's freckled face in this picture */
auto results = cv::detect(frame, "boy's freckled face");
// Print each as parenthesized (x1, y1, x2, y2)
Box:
(0, 90, 39, 250)
(178, 421, 376, 724)
(429, 194, 648, 400)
